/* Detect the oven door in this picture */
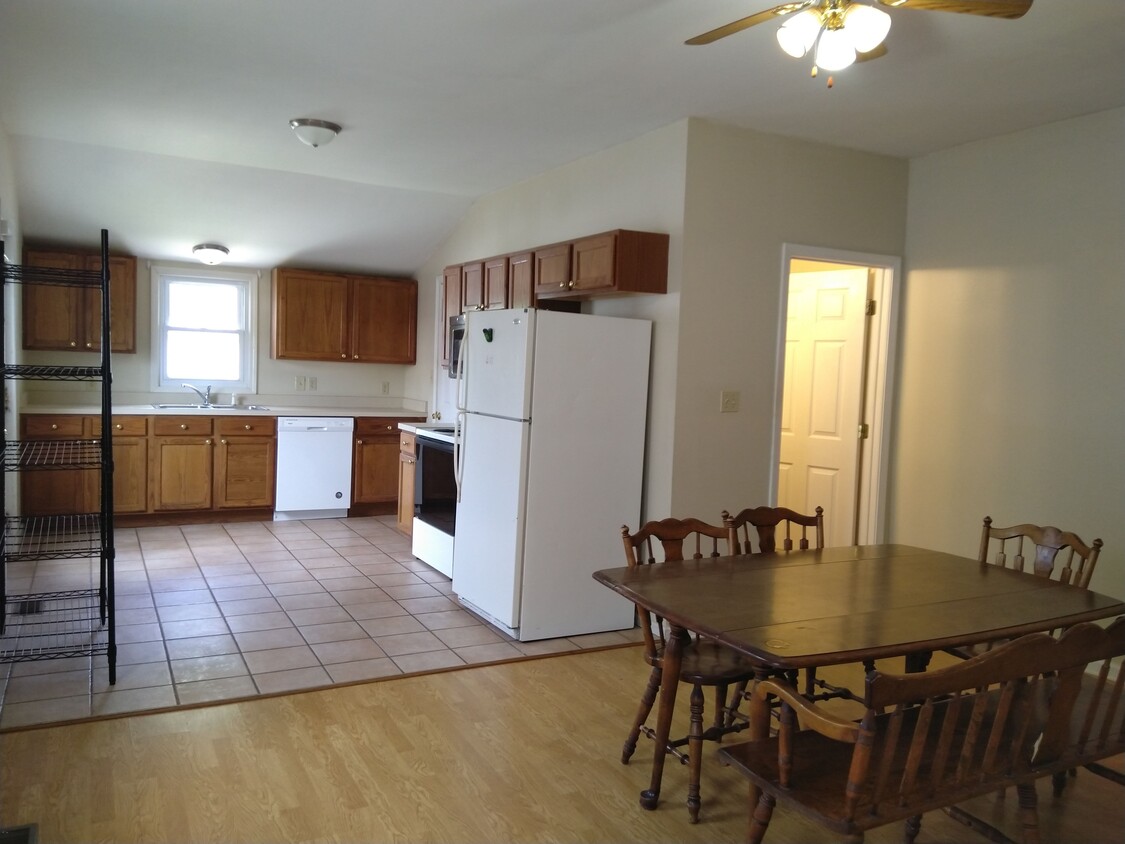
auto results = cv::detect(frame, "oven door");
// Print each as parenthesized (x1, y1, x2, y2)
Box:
(414, 435, 456, 534)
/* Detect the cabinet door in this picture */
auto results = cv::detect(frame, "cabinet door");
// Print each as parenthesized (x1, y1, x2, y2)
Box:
(272, 268, 350, 361)
(22, 251, 85, 351)
(349, 277, 417, 364)
(534, 243, 572, 296)
(482, 257, 509, 310)
(570, 233, 616, 294)
(113, 437, 149, 514)
(214, 436, 276, 508)
(460, 261, 484, 312)
(441, 266, 462, 367)
(508, 252, 534, 309)
(151, 437, 214, 511)
(396, 447, 416, 534)
(85, 254, 138, 353)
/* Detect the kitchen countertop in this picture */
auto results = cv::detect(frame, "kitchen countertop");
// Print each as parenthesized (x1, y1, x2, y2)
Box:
(21, 404, 428, 418)
(399, 421, 457, 443)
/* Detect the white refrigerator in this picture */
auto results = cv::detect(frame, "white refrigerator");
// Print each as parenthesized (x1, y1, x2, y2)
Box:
(452, 308, 651, 641)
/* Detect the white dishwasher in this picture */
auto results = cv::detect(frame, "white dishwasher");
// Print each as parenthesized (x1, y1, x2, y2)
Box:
(274, 417, 355, 521)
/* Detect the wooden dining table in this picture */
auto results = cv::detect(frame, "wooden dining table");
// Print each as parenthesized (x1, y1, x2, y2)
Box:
(593, 543, 1125, 810)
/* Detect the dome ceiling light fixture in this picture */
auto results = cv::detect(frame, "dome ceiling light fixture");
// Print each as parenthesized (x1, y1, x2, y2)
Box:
(192, 243, 229, 265)
(685, 0, 1032, 86)
(289, 118, 342, 148)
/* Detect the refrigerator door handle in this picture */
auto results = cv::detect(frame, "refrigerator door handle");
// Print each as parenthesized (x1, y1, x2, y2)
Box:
(453, 410, 466, 502)
(454, 328, 468, 413)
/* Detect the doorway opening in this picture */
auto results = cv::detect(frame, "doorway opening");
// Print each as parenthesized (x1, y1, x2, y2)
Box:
(772, 245, 900, 546)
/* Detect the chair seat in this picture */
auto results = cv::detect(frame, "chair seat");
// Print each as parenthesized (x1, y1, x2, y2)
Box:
(658, 639, 761, 685)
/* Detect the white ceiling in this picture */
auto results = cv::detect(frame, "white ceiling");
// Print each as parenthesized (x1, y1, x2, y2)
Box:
(1, 0, 1122, 275)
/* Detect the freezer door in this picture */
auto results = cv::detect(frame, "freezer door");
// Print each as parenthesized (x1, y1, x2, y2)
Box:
(463, 308, 535, 420)
(451, 412, 529, 627)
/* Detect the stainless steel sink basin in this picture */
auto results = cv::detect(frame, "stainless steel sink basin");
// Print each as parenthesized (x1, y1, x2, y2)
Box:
(152, 403, 207, 409)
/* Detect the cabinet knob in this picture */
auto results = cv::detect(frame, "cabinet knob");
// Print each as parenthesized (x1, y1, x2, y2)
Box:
(558, 282, 566, 289)
(50, 424, 58, 430)
(567, 281, 575, 289)
(221, 439, 227, 445)
(353, 354, 359, 360)
(385, 425, 393, 430)
(244, 424, 251, 430)
(85, 342, 94, 348)
(69, 341, 77, 347)
(205, 439, 213, 445)
(341, 354, 347, 359)
(357, 439, 364, 445)
(180, 424, 188, 430)
(115, 424, 123, 430)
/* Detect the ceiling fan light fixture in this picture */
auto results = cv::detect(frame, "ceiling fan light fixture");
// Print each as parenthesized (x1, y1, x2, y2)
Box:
(815, 25, 857, 71)
(289, 118, 342, 148)
(192, 243, 229, 265)
(843, 3, 892, 53)
(776, 9, 822, 58)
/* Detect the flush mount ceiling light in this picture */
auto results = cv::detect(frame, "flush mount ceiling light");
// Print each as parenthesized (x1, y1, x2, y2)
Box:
(686, 0, 1032, 82)
(192, 243, 229, 265)
(289, 118, 342, 148)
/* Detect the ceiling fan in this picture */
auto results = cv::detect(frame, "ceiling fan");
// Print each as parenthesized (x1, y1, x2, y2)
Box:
(686, 0, 1032, 79)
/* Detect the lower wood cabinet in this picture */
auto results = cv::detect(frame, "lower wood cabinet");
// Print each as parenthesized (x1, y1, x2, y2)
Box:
(354, 417, 424, 506)
(214, 417, 276, 509)
(150, 417, 215, 512)
(396, 432, 416, 535)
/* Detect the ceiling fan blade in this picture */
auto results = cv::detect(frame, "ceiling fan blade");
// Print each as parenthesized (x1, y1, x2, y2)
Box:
(855, 43, 888, 62)
(874, 0, 1031, 19)
(685, 1, 815, 45)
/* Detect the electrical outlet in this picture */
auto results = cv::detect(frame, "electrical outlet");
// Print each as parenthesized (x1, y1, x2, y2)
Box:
(307, 376, 317, 391)
(381, 381, 390, 395)
(720, 390, 740, 413)
(294, 375, 306, 391)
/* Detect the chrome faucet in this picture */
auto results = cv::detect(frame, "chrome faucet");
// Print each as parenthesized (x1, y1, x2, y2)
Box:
(182, 383, 212, 406)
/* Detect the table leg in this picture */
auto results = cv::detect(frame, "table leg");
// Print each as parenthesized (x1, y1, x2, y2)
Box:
(905, 650, 933, 674)
(640, 623, 685, 810)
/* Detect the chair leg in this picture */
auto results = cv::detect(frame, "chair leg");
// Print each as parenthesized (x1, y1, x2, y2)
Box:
(622, 665, 661, 764)
(712, 683, 729, 732)
(748, 791, 776, 844)
(1051, 770, 1068, 796)
(1016, 782, 1040, 844)
(687, 683, 705, 823)
(904, 814, 922, 843)
(726, 679, 748, 727)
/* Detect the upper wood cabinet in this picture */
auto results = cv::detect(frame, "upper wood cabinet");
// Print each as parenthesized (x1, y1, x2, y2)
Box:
(22, 248, 138, 353)
(441, 265, 462, 368)
(508, 252, 534, 309)
(481, 257, 509, 310)
(271, 267, 417, 364)
(533, 243, 572, 297)
(460, 261, 484, 312)
(537, 230, 669, 300)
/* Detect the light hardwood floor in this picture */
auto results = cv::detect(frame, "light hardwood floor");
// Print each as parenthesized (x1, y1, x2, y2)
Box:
(2, 646, 1122, 843)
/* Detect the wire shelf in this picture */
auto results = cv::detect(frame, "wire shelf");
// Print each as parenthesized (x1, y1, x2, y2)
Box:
(0, 263, 102, 287)
(0, 589, 109, 662)
(2, 440, 104, 471)
(1, 515, 105, 561)
(2, 364, 105, 381)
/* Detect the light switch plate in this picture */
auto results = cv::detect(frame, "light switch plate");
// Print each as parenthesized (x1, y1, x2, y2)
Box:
(720, 390, 740, 413)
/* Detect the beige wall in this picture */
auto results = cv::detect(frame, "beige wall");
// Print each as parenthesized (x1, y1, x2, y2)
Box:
(677, 119, 909, 519)
(891, 108, 1125, 599)
(413, 118, 909, 523)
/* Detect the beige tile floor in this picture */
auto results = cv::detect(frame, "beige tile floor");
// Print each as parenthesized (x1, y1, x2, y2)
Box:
(0, 516, 639, 730)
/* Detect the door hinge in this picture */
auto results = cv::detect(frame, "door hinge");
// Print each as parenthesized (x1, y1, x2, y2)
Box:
(858, 423, 870, 440)
(865, 299, 877, 316)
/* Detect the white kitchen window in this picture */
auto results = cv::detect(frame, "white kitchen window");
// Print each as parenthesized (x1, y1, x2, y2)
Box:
(152, 265, 256, 393)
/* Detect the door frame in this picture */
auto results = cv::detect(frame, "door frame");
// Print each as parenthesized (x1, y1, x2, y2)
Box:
(771, 244, 901, 544)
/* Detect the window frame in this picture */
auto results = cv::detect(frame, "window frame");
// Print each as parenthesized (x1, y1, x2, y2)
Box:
(150, 264, 258, 394)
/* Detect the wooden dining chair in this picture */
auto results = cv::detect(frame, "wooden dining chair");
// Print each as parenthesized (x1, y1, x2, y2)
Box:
(723, 505, 824, 554)
(620, 517, 759, 824)
(723, 506, 837, 701)
(978, 515, 1103, 588)
(718, 618, 1125, 844)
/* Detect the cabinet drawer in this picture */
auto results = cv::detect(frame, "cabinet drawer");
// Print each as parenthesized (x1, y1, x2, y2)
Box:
(22, 415, 85, 438)
(215, 416, 276, 436)
(355, 417, 412, 437)
(90, 416, 148, 437)
(400, 432, 416, 456)
(153, 416, 214, 436)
